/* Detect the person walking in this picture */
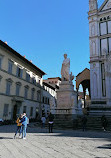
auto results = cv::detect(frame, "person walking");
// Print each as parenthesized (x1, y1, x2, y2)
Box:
(48, 112, 54, 133)
(41, 115, 46, 128)
(20, 113, 28, 139)
(82, 115, 87, 131)
(14, 114, 23, 139)
(101, 115, 108, 131)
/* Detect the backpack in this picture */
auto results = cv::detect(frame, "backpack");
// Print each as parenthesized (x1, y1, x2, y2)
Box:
(27, 117, 29, 124)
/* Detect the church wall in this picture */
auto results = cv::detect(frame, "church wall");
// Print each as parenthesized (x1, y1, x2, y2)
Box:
(88, 0, 111, 104)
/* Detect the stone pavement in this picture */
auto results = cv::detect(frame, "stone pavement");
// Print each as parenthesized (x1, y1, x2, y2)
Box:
(0, 124, 111, 158)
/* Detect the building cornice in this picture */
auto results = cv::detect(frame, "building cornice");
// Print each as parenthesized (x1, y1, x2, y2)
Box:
(99, 33, 111, 39)
(43, 82, 56, 91)
(89, 20, 99, 23)
(98, 9, 111, 16)
(89, 35, 98, 39)
(0, 40, 46, 76)
(88, 9, 98, 16)
(90, 33, 111, 39)
(89, 56, 106, 63)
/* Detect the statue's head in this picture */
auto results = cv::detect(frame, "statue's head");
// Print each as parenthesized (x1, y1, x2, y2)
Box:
(64, 54, 67, 59)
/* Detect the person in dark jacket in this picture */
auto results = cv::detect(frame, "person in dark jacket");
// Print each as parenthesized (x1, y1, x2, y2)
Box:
(20, 113, 28, 139)
(48, 112, 54, 133)
(14, 114, 23, 139)
(82, 115, 87, 131)
(101, 115, 108, 131)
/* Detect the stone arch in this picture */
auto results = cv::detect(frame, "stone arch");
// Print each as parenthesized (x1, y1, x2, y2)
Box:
(76, 68, 90, 108)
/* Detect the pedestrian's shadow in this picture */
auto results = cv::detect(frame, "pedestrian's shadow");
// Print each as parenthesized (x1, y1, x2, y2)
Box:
(0, 137, 13, 139)
(97, 144, 111, 149)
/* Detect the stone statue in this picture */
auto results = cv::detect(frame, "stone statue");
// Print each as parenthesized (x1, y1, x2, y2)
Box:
(61, 54, 70, 81)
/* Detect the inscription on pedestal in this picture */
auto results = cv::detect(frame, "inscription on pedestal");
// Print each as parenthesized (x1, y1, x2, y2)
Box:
(57, 94, 70, 108)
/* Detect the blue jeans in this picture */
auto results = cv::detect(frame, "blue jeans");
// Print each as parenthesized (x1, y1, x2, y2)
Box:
(15, 126, 22, 136)
(22, 125, 27, 138)
(42, 123, 45, 128)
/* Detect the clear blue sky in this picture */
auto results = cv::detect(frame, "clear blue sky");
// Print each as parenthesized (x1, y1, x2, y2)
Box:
(0, 0, 104, 87)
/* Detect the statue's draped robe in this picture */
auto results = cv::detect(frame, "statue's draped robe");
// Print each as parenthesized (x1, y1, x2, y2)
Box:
(61, 58, 70, 81)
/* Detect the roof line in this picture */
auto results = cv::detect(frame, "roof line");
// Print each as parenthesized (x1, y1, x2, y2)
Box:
(76, 68, 90, 77)
(98, 0, 109, 12)
(0, 40, 46, 75)
(43, 82, 55, 90)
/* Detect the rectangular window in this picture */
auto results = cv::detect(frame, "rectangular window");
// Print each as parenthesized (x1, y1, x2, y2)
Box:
(31, 90, 35, 100)
(24, 87, 28, 99)
(32, 77, 36, 84)
(30, 107, 33, 116)
(100, 38, 108, 55)
(48, 98, 49, 104)
(6, 82, 11, 95)
(108, 21, 111, 34)
(16, 84, 20, 96)
(26, 72, 30, 82)
(37, 91, 40, 102)
(101, 63, 106, 97)
(8, 61, 13, 74)
(43, 97, 44, 103)
(23, 106, 27, 113)
(3, 104, 9, 117)
(100, 22, 107, 35)
(45, 98, 47, 104)
(16, 67, 23, 78)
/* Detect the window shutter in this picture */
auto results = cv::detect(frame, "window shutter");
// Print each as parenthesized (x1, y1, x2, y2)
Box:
(8, 62, 12, 73)
(16, 67, 19, 76)
(6, 82, 11, 95)
(3, 104, 9, 116)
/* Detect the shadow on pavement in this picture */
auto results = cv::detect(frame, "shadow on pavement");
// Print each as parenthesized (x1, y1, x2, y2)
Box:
(97, 144, 111, 149)
(0, 137, 13, 139)
(0, 124, 111, 141)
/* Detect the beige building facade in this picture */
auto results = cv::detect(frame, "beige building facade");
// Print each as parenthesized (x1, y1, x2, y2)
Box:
(0, 40, 55, 120)
(42, 82, 57, 117)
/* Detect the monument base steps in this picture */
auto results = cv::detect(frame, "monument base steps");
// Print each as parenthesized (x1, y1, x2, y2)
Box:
(53, 114, 77, 129)
(74, 114, 111, 131)
(53, 113, 111, 131)
(87, 104, 111, 116)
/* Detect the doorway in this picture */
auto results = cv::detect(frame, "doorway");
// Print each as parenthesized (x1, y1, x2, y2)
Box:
(13, 104, 17, 120)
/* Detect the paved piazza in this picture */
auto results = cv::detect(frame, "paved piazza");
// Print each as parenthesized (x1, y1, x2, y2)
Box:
(0, 124, 111, 158)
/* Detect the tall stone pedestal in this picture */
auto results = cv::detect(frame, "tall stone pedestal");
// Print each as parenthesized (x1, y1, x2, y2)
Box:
(57, 81, 77, 112)
(51, 81, 78, 129)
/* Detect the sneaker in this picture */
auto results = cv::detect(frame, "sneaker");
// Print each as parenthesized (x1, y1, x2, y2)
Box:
(23, 137, 26, 140)
(19, 136, 22, 138)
